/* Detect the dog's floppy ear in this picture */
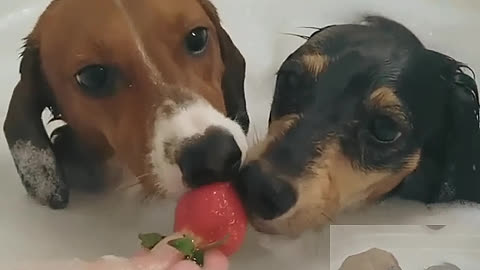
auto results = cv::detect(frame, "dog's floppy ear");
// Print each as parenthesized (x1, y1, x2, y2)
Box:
(198, 0, 250, 133)
(3, 38, 69, 209)
(441, 60, 480, 202)
(391, 54, 480, 204)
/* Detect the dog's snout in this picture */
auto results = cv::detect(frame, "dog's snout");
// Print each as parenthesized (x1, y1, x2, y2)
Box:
(235, 163, 297, 220)
(178, 127, 242, 188)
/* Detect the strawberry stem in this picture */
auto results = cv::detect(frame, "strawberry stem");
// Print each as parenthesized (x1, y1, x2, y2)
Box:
(167, 236, 196, 258)
(139, 233, 231, 268)
(191, 249, 205, 267)
(168, 235, 206, 267)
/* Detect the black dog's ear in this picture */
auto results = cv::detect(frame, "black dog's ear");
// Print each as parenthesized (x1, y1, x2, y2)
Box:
(198, 0, 250, 134)
(3, 39, 69, 209)
(441, 61, 480, 202)
(391, 54, 480, 204)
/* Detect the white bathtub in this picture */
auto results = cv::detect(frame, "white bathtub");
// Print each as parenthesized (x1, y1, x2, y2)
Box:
(0, 0, 479, 269)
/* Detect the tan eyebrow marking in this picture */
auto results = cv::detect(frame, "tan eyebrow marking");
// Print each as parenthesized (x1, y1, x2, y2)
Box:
(302, 53, 328, 76)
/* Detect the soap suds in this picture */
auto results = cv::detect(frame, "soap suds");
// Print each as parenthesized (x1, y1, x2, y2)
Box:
(10, 140, 62, 205)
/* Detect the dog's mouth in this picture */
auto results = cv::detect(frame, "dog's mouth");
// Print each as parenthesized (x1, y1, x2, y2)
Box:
(144, 97, 248, 198)
(249, 216, 288, 235)
(247, 208, 334, 237)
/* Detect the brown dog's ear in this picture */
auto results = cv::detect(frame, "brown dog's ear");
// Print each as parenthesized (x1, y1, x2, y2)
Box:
(199, 0, 250, 134)
(3, 38, 69, 209)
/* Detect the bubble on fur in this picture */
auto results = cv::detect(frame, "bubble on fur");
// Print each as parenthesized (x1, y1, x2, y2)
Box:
(11, 140, 61, 204)
(438, 181, 456, 202)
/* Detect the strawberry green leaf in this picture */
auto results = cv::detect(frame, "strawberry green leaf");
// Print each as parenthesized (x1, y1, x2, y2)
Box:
(138, 233, 165, 250)
(168, 236, 196, 258)
(192, 249, 205, 267)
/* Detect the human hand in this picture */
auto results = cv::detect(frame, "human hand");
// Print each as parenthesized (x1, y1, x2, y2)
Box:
(13, 234, 229, 270)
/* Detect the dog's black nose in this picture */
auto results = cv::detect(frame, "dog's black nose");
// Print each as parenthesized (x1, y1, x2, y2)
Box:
(234, 162, 297, 220)
(178, 127, 242, 188)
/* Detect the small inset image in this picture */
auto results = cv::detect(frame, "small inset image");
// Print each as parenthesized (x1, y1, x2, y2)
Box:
(330, 225, 480, 270)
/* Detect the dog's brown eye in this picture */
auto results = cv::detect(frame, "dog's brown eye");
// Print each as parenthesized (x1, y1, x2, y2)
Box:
(75, 65, 116, 97)
(185, 27, 208, 55)
(370, 116, 402, 143)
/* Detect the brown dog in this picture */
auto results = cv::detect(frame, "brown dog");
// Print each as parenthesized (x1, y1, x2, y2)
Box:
(3, 0, 250, 209)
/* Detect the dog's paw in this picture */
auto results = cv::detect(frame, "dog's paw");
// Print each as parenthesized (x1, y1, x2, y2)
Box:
(11, 140, 69, 209)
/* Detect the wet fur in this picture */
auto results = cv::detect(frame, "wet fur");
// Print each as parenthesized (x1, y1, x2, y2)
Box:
(3, 0, 250, 209)
(236, 15, 480, 236)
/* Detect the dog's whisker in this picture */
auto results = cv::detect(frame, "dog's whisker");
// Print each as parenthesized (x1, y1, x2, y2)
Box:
(145, 189, 166, 203)
(116, 172, 155, 191)
(297, 26, 322, 30)
(116, 181, 142, 191)
(458, 63, 476, 79)
(136, 172, 154, 180)
(280, 32, 309, 40)
(321, 212, 334, 223)
(139, 189, 157, 204)
(115, 181, 139, 192)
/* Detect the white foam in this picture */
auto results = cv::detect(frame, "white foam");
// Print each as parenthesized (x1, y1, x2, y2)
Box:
(10, 139, 61, 204)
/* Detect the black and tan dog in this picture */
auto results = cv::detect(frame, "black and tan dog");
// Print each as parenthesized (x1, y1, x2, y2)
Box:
(235, 15, 480, 236)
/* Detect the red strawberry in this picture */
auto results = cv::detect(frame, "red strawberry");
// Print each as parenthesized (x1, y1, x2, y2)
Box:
(138, 182, 247, 266)
(173, 182, 247, 257)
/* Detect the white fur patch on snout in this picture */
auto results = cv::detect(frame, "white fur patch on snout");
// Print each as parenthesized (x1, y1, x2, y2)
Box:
(149, 98, 248, 197)
(10, 140, 63, 204)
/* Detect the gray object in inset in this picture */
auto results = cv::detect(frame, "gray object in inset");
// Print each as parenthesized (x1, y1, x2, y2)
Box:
(425, 263, 461, 270)
(338, 248, 402, 270)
